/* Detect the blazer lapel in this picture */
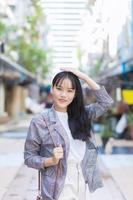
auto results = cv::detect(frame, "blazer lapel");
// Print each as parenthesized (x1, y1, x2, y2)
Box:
(48, 106, 70, 151)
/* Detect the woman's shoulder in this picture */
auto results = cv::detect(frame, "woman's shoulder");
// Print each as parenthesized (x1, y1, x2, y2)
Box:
(30, 109, 49, 126)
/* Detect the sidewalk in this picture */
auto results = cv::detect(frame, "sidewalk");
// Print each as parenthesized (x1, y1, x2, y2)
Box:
(0, 114, 32, 200)
(0, 138, 25, 200)
(0, 114, 33, 133)
(101, 154, 133, 200)
(1, 155, 129, 200)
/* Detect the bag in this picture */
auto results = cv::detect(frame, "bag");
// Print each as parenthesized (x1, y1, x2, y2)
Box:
(36, 195, 42, 200)
(36, 170, 43, 200)
(36, 117, 61, 200)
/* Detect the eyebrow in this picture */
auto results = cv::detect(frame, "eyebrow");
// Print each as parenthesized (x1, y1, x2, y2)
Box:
(56, 85, 74, 90)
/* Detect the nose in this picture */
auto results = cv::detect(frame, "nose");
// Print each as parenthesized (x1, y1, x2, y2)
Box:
(61, 91, 67, 98)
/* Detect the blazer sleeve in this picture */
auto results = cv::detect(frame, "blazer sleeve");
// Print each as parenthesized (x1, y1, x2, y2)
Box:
(24, 117, 47, 170)
(85, 86, 114, 120)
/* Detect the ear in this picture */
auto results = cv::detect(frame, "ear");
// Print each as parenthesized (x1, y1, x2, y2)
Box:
(51, 87, 53, 93)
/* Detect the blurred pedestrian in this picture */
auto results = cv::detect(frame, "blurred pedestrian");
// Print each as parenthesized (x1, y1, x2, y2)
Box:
(115, 102, 129, 139)
(24, 68, 114, 200)
(45, 92, 53, 108)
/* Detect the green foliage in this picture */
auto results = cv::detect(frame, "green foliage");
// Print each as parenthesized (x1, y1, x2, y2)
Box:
(100, 117, 112, 138)
(76, 47, 85, 70)
(9, 36, 49, 74)
(0, 22, 6, 40)
(100, 124, 112, 138)
(127, 112, 133, 126)
(3, 0, 51, 77)
(90, 56, 104, 76)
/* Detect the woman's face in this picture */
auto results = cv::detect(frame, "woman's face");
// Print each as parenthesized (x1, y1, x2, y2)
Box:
(52, 78, 76, 112)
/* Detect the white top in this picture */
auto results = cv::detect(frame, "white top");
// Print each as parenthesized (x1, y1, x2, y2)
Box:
(56, 111, 86, 163)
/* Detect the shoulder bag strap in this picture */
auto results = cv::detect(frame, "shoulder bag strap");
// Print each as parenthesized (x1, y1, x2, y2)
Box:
(37, 170, 41, 198)
(38, 116, 61, 199)
(44, 118, 57, 148)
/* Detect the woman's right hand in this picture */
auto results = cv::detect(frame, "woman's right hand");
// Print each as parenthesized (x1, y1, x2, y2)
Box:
(52, 145, 64, 165)
(43, 145, 63, 167)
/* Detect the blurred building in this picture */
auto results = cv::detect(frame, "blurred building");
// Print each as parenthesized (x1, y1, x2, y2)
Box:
(0, 0, 48, 121)
(98, 0, 133, 101)
(0, 0, 31, 26)
(41, 0, 88, 74)
(0, 0, 47, 56)
(76, 0, 133, 78)
(0, 55, 36, 121)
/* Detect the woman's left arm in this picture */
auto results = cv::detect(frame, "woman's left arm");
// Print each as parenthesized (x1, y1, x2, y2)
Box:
(60, 68, 114, 119)
(85, 86, 114, 120)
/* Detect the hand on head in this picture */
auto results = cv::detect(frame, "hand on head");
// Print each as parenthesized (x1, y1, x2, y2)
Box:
(60, 67, 87, 81)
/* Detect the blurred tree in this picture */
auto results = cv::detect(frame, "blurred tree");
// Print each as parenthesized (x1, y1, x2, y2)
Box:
(6, 0, 51, 77)
(76, 47, 85, 71)
(0, 22, 7, 53)
(0, 22, 6, 40)
(89, 55, 104, 76)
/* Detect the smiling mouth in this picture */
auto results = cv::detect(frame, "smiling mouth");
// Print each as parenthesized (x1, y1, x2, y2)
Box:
(59, 99, 67, 102)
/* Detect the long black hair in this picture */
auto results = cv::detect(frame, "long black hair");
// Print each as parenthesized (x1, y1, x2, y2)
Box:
(52, 71, 91, 141)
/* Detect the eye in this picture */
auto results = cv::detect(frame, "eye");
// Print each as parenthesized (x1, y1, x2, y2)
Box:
(56, 86, 62, 90)
(68, 90, 74, 93)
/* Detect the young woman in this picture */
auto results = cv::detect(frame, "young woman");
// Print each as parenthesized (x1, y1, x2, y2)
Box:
(24, 68, 114, 200)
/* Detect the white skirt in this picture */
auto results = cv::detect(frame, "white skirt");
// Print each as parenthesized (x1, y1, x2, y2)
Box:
(58, 160, 88, 200)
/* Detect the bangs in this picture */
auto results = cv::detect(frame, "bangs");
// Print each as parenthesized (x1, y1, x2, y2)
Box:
(53, 73, 76, 89)
(54, 77, 66, 87)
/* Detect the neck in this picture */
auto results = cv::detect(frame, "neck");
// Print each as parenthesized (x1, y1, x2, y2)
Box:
(53, 104, 67, 112)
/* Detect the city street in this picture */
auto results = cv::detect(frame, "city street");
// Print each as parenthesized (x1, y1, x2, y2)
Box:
(1, 1, 133, 200)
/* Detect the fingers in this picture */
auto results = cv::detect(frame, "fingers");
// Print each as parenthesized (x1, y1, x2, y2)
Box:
(54, 153, 63, 160)
(54, 145, 63, 152)
(60, 67, 75, 72)
(53, 145, 64, 159)
(60, 67, 85, 80)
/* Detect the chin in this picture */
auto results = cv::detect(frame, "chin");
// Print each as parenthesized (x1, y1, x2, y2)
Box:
(58, 104, 67, 109)
(57, 103, 68, 109)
